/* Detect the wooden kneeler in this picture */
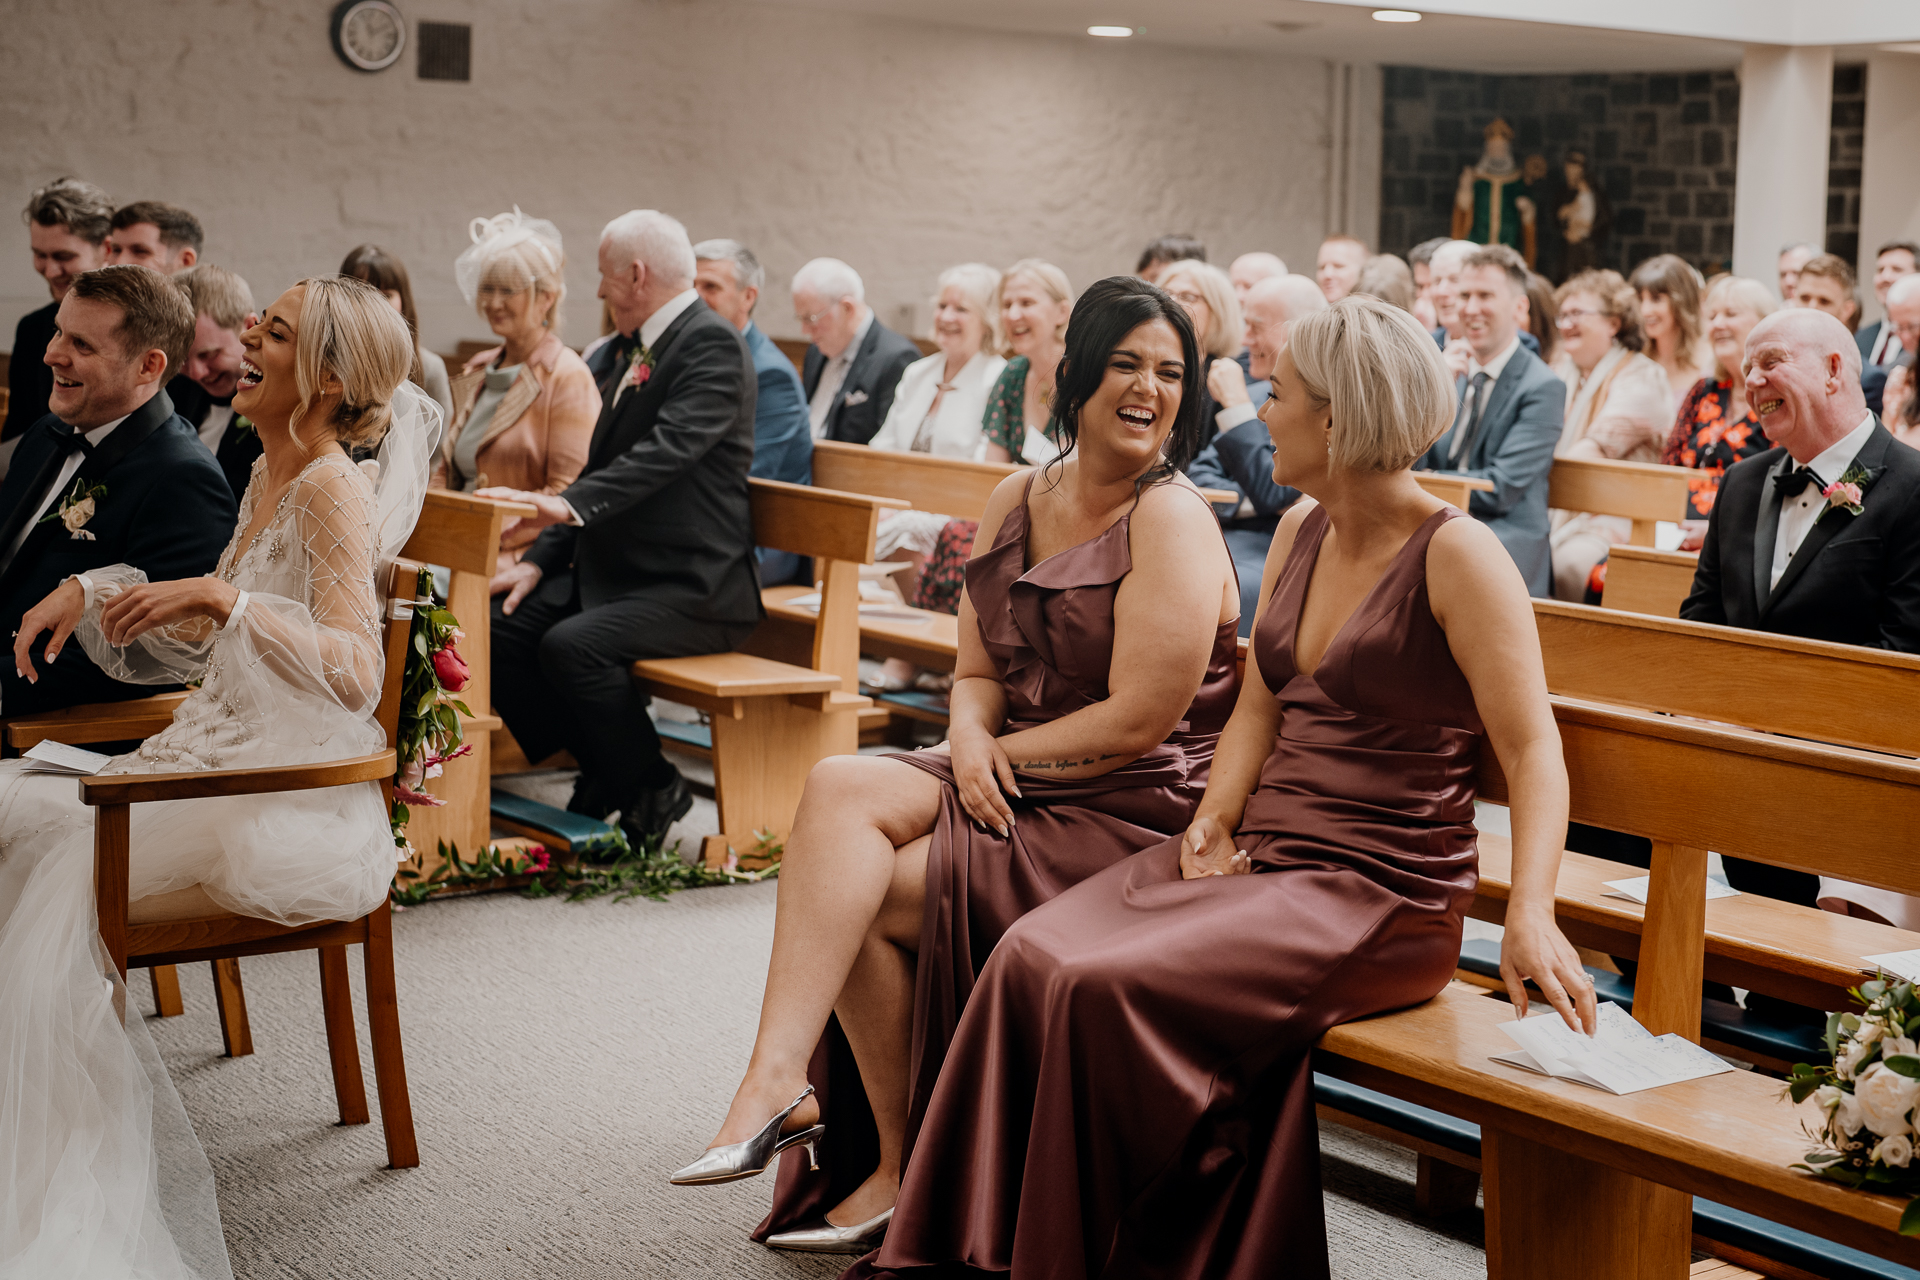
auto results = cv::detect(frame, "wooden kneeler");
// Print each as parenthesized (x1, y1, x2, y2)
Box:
(83, 561, 423, 1167)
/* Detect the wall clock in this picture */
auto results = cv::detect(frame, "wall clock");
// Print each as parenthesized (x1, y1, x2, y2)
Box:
(331, 0, 406, 72)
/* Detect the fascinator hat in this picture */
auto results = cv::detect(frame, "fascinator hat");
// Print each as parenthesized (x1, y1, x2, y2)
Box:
(454, 206, 566, 318)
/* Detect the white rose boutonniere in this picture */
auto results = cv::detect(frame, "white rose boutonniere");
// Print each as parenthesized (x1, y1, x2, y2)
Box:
(38, 478, 107, 541)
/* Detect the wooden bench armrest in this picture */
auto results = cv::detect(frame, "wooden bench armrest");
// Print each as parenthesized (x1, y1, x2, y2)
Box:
(79, 750, 397, 806)
(8, 712, 179, 750)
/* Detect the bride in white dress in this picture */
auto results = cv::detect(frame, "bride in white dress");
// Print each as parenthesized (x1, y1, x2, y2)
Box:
(0, 275, 438, 1279)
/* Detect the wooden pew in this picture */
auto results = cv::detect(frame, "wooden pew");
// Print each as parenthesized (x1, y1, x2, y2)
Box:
(1318, 697, 1920, 1277)
(1548, 456, 1695, 546)
(393, 490, 531, 872)
(1412, 470, 1496, 510)
(1601, 545, 1698, 618)
(638, 479, 904, 867)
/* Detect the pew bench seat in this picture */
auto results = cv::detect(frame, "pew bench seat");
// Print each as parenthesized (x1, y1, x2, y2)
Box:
(1311, 1071, 1920, 1280)
(1315, 983, 1920, 1271)
(631, 652, 871, 866)
(1472, 832, 1920, 1017)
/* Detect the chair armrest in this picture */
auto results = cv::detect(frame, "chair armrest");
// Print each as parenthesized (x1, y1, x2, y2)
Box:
(78, 750, 396, 806)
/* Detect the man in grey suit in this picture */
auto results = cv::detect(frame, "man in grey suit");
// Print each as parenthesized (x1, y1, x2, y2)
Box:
(793, 257, 919, 445)
(483, 210, 761, 845)
(1413, 244, 1563, 596)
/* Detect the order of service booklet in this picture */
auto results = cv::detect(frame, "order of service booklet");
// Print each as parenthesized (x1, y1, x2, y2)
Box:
(20, 740, 113, 775)
(1492, 1001, 1735, 1095)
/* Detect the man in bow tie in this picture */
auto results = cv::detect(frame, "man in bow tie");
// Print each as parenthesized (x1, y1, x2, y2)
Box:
(1, 265, 236, 716)
(1682, 306, 1920, 911)
(480, 211, 760, 847)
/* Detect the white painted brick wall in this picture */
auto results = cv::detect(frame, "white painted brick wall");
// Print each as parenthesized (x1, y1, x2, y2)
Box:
(1, 0, 1338, 353)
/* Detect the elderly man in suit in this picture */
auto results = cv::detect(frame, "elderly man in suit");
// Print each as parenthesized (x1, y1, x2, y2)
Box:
(1413, 244, 1563, 596)
(3, 265, 235, 715)
(481, 210, 761, 845)
(1682, 306, 1920, 916)
(792, 257, 919, 446)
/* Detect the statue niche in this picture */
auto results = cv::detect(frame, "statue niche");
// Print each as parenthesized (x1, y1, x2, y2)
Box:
(1452, 118, 1539, 267)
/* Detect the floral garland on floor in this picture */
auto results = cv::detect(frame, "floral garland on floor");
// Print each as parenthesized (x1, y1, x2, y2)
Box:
(385, 567, 780, 905)
(1788, 976, 1920, 1233)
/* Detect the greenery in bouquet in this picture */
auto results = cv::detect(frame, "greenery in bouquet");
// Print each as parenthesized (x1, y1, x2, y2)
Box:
(1787, 976, 1920, 1233)
(388, 566, 472, 855)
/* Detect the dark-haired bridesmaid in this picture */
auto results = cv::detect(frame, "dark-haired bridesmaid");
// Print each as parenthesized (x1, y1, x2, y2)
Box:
(667, 278, 1242, 1254)
(853, 295, 1598, 1279)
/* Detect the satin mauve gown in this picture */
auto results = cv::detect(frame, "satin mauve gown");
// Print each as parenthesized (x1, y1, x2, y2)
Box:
(754, 476, 1239, 1242)
(847, 504, 1484, 1280)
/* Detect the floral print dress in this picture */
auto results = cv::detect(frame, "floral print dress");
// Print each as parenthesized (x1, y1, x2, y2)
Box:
(1662, 376, 1772, 519)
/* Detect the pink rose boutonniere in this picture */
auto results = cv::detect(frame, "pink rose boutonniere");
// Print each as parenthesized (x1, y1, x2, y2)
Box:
(1818, 459, 1877, 522)
(1822, 480, 1865, 517)
(625, 344, 655, 390)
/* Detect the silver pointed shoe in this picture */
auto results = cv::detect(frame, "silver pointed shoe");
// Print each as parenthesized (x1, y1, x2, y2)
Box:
(668, 1085, 823, 1186)
(765, 1207, 893, 1254)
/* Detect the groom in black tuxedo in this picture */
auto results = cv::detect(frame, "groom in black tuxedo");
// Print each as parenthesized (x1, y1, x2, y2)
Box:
(2, 265, 237, 716)
(482, 211, 761, 845)
(1683, 307, 1920, 907)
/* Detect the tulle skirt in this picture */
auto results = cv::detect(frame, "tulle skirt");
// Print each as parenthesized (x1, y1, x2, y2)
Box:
(0, 756, 393, 1278)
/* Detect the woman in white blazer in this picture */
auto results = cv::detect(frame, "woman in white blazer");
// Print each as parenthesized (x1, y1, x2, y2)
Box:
(869, 263, 1006, 575)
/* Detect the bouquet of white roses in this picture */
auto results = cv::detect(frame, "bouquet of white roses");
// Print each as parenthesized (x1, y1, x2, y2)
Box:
(1788, 976, 1920, 1233)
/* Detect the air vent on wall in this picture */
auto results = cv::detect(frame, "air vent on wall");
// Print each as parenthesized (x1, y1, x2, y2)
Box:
(417, 21, 470, 81)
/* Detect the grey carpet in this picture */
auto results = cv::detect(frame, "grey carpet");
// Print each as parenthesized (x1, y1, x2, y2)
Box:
(149, 774, 1488, 1277)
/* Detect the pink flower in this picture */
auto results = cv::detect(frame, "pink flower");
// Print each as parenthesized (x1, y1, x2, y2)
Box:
(628, 361, 651, 388)
(524, 844, 551, 873)
(1823, 480, 1864, 511)
(393, 781, 445, 807)
(431, 643, 470, 692)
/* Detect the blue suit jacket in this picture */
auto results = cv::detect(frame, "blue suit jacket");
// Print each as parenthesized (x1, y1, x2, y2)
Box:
(743, 322, 811, 486)
(1413, 343, 1564, 596)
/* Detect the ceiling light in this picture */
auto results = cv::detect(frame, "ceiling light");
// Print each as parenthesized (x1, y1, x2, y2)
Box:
(1088, 26, 1134, 38)
(1372, 9, 1422, 21)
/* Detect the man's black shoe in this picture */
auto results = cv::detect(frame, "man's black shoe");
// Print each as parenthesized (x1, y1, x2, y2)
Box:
(618, 770, 694, 848)
(567, 773, 617, 820)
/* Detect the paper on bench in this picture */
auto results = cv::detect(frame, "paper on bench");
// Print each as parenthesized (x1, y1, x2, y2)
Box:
(20, 740, 113, 775)
(1492, 1001, 1734, 1095)
(1863, 950, 1920, 984)
(1601, 875, 1739, 905)
(781, 590, 932, 623)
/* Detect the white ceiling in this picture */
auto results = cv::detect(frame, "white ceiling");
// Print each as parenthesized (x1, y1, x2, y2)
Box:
(750, 0, 1920, 72)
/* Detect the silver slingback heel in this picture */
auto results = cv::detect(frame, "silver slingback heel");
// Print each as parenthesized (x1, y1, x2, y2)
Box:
(765, 1206, 893, 1253)
(668, 1085, 824, 1186)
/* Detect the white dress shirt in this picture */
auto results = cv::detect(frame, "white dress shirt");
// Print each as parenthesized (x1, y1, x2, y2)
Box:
(197, 402, 235, 454)
(0, 415, 129, 576)
(1468, 333, 1523, 386)
(1770, 411, 1876, 591)
(808, 309, 875, 439)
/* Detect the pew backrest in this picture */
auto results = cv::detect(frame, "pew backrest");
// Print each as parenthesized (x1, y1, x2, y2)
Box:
(1600, 544, 1696, 617)
(1413, 471, 1496, 511)
(1535, 600, 1920, 757)
(749, 477, 906, 691)
(1548, 456, 1694, 545)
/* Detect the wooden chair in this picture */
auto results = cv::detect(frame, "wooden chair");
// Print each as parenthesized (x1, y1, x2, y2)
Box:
(1548, 456, 1695, 546)
(82, 559, 422, 1168)
(638, 479, 904, 866)
(1601, 544, 1699, 617)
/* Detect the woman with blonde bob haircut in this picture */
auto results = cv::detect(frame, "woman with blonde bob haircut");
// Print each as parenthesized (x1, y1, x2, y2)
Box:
(0, 272, 438, 1278)
(858, 294, 1596, 1280)
(1158, 257, 1244, 448)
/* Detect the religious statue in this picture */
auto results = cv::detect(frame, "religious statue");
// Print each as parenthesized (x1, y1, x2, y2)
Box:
(1554, 147, 1612, 280)
(1452, 118, 1537, 267)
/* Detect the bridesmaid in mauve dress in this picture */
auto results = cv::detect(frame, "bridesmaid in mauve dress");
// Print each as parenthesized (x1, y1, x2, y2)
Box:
(670, 278, 1241, 1254)
(848, 294, 1599, 1280)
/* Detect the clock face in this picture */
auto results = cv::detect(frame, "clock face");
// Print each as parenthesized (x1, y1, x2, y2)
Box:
(333, 0, 406, 72)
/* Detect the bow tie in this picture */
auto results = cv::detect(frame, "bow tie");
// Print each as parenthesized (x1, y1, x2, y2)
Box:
(1773, 464, 1826, 498)
(59, 429, 93, 457)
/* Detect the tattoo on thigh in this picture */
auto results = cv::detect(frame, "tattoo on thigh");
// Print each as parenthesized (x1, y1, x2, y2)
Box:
(1012, 753, 1123, 772)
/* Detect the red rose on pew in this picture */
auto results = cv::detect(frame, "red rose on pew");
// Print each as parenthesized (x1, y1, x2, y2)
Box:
(431, 643, 470, 693)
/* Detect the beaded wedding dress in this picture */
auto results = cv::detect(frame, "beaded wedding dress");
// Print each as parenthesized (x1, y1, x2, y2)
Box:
(0, 391, 435, 1279)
